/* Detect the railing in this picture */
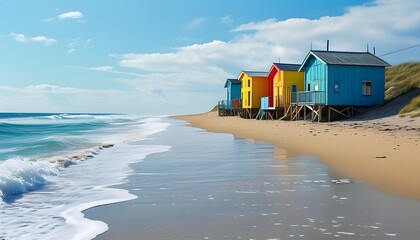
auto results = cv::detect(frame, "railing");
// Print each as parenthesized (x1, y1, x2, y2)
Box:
(292, 91, 326, 105)
(260, 96, 282, 109)
(291, 92, 297, 104)
(218, 99, 242, 110)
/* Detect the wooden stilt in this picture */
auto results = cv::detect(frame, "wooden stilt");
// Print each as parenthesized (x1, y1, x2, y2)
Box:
(318, 105, 323, 122)
(328, 106, 331, 122)
(330, 106, 352, 119)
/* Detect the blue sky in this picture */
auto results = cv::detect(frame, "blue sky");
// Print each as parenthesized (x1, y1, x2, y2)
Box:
(0, 0, 419, 115)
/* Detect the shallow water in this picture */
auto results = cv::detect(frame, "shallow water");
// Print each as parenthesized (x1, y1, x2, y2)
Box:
(0, 113, 170, 239)
(87, 118, 420, 240)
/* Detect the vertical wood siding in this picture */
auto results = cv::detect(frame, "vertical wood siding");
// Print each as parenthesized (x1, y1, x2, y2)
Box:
(328, 65, 385, 106)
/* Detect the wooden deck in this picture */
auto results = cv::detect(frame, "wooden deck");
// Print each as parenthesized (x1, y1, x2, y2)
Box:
(283, 91, 354, 122)
(218, 99, 242, 116)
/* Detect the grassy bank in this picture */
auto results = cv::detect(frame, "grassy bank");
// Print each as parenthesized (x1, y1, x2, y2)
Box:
(385, 62, 420, 116)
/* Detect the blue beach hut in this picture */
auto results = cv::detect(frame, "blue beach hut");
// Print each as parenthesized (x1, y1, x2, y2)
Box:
(224, 78, 241, 108)
(294, 50, 391, 121)
(218, 78, 242, 116)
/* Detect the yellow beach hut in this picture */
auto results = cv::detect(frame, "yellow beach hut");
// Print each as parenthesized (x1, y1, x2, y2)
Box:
(262, 63, 304, 119)
(268, 63, 304, 107)
(238, 71, 269, 118)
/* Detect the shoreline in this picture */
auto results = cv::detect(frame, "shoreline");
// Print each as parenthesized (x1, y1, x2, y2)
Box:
(173, 111, 420, 199)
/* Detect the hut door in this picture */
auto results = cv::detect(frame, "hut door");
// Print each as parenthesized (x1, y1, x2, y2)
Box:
(291, 85, 297, 104)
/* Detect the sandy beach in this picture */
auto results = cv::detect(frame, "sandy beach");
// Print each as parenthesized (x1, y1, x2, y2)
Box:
(86, 116, 420, 240)
(175, 111, 420, 200)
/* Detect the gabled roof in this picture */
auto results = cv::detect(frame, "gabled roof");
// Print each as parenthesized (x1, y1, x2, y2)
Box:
(273, 63, 301, 71)
(242, 71, 268, 77)
(224, 78, 241, 88)
(268, 63, 301, 78)
(299, 50, 391, 71)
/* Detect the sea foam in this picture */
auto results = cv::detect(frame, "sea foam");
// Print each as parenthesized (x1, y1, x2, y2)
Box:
(0, 158, 58, 200)
(0, 116, 171, 240)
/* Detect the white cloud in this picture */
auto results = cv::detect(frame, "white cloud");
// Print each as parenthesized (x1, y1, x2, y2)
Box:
(41, 17, 55, 23)
(31, 36, 57, 45)
(66, 38, 91, 53)
(0, 84, 74, 93)
(185, 17, 207, 31)
(89, 66, 144, 77)
(231, 0, 420, 56)
(119, 40, 272, 74)
(91, 66, 114, 72)
(9, 32, 57, 45)
(58, 11, 83, 20)
(27, 84, 63, 91)
(11, 33, 27, 42)
(0, 83, 209, 114)
(120, 0, 420, 74)
(0, 84, 139, 113)
(220, 15, 233, 24)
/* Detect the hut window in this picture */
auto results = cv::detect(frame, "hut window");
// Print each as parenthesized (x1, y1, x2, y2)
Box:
(362, 81, 371, 95)
(314, 84, 319, 91)
(334, 81, 340, 93)
(247, 79, 251, 87)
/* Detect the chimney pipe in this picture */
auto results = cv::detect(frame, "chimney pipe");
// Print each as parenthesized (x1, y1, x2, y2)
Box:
(327, 40, 329, 51)
(373, 47, 376, 55)
(367, 43, 369, 52)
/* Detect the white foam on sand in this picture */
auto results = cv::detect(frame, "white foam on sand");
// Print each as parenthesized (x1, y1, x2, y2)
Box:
(1, 144, 171, 240)
(0, 117, 171, 240)
(60, 190, 137, 240)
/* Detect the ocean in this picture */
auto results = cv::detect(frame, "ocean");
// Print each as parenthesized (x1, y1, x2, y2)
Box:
(0, 113, 170, 239)
(1, 113, 420, 240)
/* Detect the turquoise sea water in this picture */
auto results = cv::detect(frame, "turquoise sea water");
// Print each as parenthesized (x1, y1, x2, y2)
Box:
(0, 113, 170, 239)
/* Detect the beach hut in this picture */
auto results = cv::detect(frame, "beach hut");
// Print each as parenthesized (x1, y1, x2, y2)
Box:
(218, 79, 242, 116)
(293, 50, 391, 121)
(258, 63, 304, 119)
(238, 71, 269, 118)
(225, 79, 241, 108)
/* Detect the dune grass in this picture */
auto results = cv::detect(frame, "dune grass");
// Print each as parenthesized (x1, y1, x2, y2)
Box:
(409, 112, 420, 118)
(385, 62, 420, 116)
(385, 62, 420, 102)
(399, 95, 420, 117)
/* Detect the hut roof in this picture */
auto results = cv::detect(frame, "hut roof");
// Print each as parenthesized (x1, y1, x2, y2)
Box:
(268, 63, 301, 78)
(273, 63, 301, 71)
(224, 79, 241, 88)
(308, 50, 391, 67)
(242, 71, 268, 77)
